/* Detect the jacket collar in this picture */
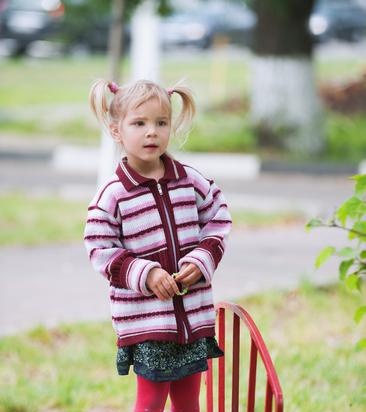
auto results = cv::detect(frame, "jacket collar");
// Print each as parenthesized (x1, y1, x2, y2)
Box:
(116, 153, 187, 192)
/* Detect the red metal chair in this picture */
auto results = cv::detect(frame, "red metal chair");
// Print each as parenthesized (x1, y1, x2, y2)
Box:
(205, 301, 284, 412)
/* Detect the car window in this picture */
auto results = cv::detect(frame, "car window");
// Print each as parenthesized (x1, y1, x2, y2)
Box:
(8, 0, 60, 10)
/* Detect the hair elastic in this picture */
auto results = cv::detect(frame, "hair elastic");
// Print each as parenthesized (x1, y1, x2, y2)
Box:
(167, 88, 174, 97)
(108, 82, 120, 94)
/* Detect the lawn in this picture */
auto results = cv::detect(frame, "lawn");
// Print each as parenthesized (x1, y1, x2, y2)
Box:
(0, 192, 305, 246)
(1, 52, 366, 161)
(0, 284, 364, 411)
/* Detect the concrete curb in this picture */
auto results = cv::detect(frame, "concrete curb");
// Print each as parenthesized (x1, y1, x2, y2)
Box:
(51, 145, 262, 180)
(1, 143, 365, 176)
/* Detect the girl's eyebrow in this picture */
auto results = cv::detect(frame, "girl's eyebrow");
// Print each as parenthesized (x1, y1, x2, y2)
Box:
(130, 115, 169, 120)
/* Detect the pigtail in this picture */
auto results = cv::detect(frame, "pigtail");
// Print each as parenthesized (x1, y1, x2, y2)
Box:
(169, 84, 196, 144)
(89, 79, 112, 130)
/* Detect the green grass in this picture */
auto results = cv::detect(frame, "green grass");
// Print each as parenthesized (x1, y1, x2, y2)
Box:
(1, 54, 365, 152)
(0, 193, 88, 246)
(0, 284, 364, 411)
(0, 193, 305, 246)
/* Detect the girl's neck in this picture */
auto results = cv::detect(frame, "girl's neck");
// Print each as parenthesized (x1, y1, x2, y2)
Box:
(126, 156, 165, 181)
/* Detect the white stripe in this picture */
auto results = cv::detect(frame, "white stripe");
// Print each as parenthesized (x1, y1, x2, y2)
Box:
(121, 161, 139, 186)
(137, 246, 168, 258)
(172, 159, 179, 178)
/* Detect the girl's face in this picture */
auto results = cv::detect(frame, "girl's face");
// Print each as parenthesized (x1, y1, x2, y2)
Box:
(114, 97, 171, 174)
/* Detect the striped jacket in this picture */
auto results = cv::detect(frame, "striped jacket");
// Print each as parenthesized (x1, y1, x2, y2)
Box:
(84, 154, 232, 347)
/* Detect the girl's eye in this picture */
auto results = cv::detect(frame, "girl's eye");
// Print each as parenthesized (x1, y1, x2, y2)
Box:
(158, 120, 167, 126)
(133, 121, 144, 126)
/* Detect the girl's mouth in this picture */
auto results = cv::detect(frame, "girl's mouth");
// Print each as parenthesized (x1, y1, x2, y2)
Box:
(144, 144, 159, 148)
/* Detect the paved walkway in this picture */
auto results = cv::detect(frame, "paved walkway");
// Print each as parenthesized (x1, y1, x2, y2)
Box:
(0, 150, 355, 336)
(0, 224, 348, 337)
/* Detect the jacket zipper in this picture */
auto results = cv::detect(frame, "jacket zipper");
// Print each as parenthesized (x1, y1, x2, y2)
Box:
(156, 182, 189, 342)
(157, 182, 178, 271)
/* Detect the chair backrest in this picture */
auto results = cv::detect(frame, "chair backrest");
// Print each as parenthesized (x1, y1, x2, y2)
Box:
(205, 301, 284, 412)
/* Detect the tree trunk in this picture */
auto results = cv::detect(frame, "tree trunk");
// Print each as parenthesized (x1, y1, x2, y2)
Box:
(249, 0, 324, 156)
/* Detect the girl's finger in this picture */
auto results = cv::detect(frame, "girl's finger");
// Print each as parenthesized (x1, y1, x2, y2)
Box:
(158, 282, 173, 300)
(152, 286, 164, 301)
(175, 266, 194, 281)
(166, 276, 179, 294)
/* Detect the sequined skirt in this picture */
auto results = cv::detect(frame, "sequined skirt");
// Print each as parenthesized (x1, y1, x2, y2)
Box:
(116, 337, 223, 382)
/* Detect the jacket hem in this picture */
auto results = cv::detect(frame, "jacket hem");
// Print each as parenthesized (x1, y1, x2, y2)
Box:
(116, 326, 216, 347)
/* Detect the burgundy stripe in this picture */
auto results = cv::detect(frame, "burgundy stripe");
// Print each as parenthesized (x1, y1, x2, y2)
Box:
(186, 304, 214, 315)
(123, 204, 158, 219)
(88, 205, 108, 212)
(84, 234, 116, 240)
(168, 183, 194, 191)
(135, 244, 167, 257)
(89, 246, 110, 259)
(110, 294, 157, 302)
(96, 179, 121, 204)
(194, 186, 206, 200)
(86, 218, 120, 228)
(172, 200, 196, 208)
(199, 199, 214, 214)
(211, 219, 232, 224)
(199, 202, 228, 217)
(191, 253, 211, 277)
(180, 241, 199, 250)
(177, 220, 199, 229)
(212, 189, 220, 199)
(113, 309, 175, 322)
(186, 285, 211, 296)
(123, 224, 163, 240)
(116, 189, 151, 203)
(117, 327, 216, 347)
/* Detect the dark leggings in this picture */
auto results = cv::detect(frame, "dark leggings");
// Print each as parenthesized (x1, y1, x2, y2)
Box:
(133, 372, 201, 412)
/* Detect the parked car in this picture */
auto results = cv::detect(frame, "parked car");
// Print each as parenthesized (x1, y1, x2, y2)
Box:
(309, 0, 366, 42)
(0, 0, 65, 56)
(160, 1, 257, 49)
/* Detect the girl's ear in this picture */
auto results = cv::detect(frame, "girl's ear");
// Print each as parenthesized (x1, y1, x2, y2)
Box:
(109, 123, 122, 143)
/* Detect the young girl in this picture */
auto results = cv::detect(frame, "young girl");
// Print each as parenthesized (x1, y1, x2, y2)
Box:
(84, 78, 232, 412)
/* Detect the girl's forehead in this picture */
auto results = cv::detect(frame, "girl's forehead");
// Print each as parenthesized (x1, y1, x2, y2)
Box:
(127, 97, 170, 117)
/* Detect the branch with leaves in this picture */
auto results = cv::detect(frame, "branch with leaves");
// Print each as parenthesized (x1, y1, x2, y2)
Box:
(306, 174, 366, 350)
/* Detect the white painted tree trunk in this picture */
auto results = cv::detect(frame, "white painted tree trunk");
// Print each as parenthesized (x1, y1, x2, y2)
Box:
(97, 0, 160, 187)
(130, 0, 160, 82)
(250, 55, 324, 155)
(97, 0, 124, 188)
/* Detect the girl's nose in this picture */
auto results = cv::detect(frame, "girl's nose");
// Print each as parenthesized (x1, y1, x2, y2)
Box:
(146, 126, 157, 137)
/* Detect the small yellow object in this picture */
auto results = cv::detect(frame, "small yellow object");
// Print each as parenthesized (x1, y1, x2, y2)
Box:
(172, 273, 188, 296)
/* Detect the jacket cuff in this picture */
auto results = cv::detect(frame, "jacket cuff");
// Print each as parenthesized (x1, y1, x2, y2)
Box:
(135, 261, 161, 296)
(109, 252, 160, 295)
(178, 247, 215, 285)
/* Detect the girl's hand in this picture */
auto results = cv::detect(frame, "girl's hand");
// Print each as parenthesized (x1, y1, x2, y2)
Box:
(174, 263, 203, 288)
(146, 268, 179, 301)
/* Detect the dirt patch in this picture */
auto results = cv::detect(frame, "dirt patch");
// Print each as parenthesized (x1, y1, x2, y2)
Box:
(319, 70, 366, 115)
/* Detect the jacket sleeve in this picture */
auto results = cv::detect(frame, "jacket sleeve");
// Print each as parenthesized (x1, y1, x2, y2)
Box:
(178, 178, 232, 285)
(84, 201, 160, 296)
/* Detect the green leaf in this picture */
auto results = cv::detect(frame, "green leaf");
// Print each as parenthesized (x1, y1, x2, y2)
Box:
(337, 247, 357, 259)
(355, 338, 366, 351)
(345, 273, 361, 292)
(339, 259, 354, 281)
(305, 218, 323, 231)
(354, 306, 366, 324)
(315, 246, 335, 268)
(349, 221, 366, 242)
(336, 197, 365, 226)
(360, 250, 366, 260)
(351, 174, 366, 197)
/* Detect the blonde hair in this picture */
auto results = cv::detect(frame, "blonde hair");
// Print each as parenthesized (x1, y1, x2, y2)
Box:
(89, 78, 196, 142)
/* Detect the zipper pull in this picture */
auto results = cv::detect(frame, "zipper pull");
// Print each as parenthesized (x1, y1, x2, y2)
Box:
(157, 182, 163, 195)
